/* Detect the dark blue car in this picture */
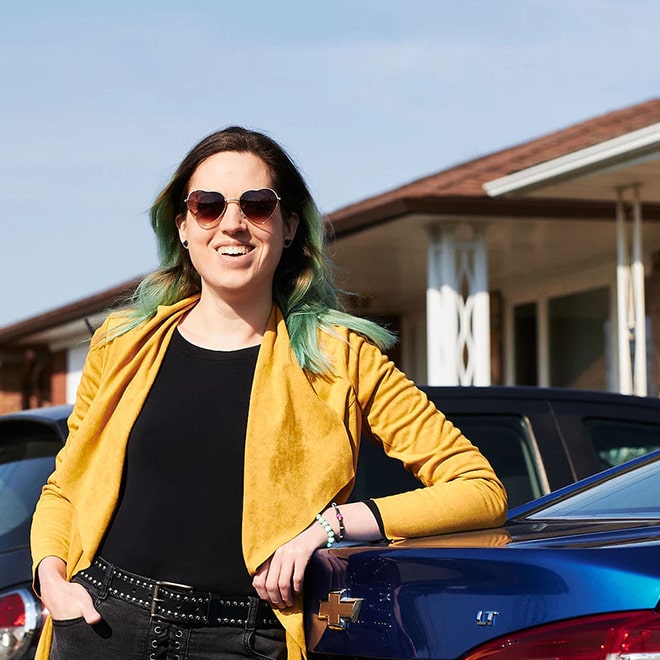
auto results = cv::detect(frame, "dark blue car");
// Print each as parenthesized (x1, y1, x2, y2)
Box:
(305, 449, 660, 659)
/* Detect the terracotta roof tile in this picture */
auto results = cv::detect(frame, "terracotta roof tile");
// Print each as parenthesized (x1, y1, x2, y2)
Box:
(0, 278, 138, 344)
(331, 98, 660, 222)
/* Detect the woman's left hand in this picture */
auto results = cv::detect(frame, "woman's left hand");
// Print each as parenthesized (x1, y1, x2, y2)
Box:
(252, 502, 381, 609)
(252, 521, 327, 609)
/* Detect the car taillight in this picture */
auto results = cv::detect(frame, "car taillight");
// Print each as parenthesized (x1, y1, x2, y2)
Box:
(464, 610, 660, 660)
(0, 589, 42, 660)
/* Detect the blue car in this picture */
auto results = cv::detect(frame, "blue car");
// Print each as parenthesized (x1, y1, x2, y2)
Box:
(1, 394, 659, 659)
(0, 405, 71, 660)
(305, 449, 660, 659)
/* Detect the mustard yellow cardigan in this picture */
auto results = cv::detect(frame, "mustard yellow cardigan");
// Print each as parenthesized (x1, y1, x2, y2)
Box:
(31, 295, 507, 659)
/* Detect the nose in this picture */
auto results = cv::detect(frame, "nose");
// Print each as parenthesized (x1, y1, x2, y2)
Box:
(218, 199, 248, 232)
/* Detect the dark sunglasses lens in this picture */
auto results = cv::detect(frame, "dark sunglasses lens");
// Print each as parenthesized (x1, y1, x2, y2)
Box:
(187, 191, 226, 225)
(239, 189, 278, 223)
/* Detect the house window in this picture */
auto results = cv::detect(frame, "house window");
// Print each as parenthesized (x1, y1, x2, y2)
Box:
(514, 302, 537, 386)
(510, 285, 615, 390)
(548, 287, 609, 389)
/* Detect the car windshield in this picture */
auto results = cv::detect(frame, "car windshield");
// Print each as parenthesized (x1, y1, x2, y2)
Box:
(528, 455, 660, 520)
(0, 420, 61, 552)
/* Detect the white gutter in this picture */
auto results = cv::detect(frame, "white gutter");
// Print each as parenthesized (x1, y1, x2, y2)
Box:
(484, 121, 660, 197)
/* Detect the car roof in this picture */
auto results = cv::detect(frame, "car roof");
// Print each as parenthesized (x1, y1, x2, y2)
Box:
(420, 385, 660, 407)
(0, 404, 73, 424)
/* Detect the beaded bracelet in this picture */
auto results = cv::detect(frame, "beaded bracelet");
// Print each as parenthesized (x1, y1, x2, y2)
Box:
(331, 502, 345, 542)
(315, 513, 336, 547)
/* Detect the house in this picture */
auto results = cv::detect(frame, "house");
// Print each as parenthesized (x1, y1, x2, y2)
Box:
(2, 99, 659, 413)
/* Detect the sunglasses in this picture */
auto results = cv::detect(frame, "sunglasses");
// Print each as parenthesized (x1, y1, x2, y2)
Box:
(184, 188, 281, 228)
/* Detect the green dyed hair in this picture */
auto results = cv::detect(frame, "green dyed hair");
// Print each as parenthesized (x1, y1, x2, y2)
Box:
(121, 126, 396, 373)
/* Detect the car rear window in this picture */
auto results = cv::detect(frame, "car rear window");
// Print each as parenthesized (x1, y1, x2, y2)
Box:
(528, 456, 660, 520)
(0, 420, 62, 552)
(351, 414, 545, 508)
(582, 418, 660, 469)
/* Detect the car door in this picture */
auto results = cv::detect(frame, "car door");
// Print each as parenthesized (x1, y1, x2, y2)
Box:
(351, 387, 576, 509)
(549, 395, 660, 480)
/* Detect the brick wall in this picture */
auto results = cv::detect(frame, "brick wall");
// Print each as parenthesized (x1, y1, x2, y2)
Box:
(0, 347, 53, 413)
(50, 350, 67, 405)
(0, 355, 25, 414)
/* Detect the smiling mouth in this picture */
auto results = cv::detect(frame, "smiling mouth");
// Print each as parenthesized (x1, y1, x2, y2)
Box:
(218, 245, 253, 256)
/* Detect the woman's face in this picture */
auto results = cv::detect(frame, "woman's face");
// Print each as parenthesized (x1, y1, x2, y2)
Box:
(177, 151, 298, 305)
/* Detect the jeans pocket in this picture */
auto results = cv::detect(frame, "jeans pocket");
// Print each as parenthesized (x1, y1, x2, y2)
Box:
(50, 616, 93, 660)
(245, 627, 287, 660)
(52, 616, 86, 626)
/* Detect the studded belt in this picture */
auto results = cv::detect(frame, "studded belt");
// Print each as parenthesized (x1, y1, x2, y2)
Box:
(76, 557, 282, 628)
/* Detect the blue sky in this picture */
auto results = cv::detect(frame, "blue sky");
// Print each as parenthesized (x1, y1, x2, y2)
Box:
(2, 0, 659, 326)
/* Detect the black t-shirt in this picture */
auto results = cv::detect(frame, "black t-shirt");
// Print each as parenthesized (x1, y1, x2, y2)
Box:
(98, 329, 259, 594)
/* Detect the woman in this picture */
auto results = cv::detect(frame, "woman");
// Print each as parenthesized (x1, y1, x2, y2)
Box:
(31, 127, 507, 660)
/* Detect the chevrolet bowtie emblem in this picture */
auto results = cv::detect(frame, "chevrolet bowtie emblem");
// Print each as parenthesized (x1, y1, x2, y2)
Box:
(318, 590, 363, 630)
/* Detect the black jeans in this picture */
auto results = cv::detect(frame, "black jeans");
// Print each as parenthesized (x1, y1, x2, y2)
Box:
(49, 573, 287, 660)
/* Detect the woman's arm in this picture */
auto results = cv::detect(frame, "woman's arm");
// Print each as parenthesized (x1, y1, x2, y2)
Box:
(254, 331, 507, 609)
(252, 501, 381, 608)
(30, 320, 109, 589)
(352, 335, 508, 539)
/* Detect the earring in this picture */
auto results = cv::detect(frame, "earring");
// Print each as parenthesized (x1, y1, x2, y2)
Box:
(182, 240, 189, 249)
(283, 238, 292, 248)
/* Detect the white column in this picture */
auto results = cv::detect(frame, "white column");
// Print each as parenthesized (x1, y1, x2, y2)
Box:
(615, 186, 648, 396)
(631, 185, 648, 396)
(426, 224, 491, 386)
(616, 190, 633, 395)
(427, 226, 458, 384)
(471, 232, 491, 385)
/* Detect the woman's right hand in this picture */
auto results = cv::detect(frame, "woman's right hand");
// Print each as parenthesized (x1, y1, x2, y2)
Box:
(37, 556, 102, 623)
